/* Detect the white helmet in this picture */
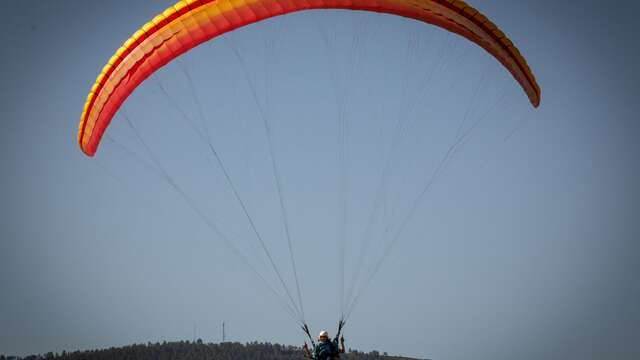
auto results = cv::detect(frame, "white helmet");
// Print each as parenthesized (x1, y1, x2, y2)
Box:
(318, 330, 329, 339)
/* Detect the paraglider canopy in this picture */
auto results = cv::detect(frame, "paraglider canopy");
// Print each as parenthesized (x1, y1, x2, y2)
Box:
(77, 0, 540, 157)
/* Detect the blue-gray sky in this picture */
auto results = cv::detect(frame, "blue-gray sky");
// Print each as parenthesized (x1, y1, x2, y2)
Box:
(2, 1, 639, 359)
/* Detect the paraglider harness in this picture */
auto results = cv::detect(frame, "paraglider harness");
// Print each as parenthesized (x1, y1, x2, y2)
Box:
(302, 320, 345, 360)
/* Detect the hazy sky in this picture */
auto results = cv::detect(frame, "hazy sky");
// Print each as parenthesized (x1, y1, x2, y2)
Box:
(2, 1, 639, 359)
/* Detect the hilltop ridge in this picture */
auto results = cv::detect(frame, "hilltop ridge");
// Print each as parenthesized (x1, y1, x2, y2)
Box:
(1, 340, 427, 360)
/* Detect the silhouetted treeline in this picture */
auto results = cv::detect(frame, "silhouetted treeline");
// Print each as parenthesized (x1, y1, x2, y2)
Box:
(1, 340, 422, 360)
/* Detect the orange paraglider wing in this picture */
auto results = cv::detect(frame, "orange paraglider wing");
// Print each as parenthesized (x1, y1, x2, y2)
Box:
(77, 0, 540, 156)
